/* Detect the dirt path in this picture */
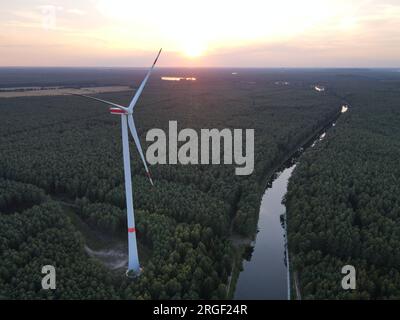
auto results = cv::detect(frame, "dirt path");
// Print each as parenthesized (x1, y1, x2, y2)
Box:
(0, 86, 132, 98)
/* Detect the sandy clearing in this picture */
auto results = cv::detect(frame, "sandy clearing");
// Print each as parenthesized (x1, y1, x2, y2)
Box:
(0, 86, 132, 98)
(85, 245, 128, 270)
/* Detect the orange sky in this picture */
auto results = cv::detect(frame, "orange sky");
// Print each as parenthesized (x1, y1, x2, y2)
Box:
(1, 0, 400, 67)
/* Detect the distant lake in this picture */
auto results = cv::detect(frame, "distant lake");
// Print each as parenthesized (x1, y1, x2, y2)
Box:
(161, 76, 196, 81)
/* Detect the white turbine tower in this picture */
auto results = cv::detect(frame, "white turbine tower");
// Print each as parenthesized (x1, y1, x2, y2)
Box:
(73, 49, 161, 277)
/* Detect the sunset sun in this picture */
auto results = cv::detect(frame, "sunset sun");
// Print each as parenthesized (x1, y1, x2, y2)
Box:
(182, 42, 205, 58)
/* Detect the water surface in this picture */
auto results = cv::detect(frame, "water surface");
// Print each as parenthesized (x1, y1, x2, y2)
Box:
(234, 165, 295, 299)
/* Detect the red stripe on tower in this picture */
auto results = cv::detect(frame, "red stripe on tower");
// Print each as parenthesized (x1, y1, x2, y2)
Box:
(128, 228, 136, 233)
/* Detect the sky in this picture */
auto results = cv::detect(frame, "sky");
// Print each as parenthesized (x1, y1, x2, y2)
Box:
(1, 0, 400, 67)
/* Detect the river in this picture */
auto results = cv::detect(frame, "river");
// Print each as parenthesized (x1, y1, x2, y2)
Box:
(233, 111, 345, 299)
(234, 164, 296, 299)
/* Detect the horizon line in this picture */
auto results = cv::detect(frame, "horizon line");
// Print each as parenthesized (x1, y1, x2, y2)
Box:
(0, 66, 399, 70)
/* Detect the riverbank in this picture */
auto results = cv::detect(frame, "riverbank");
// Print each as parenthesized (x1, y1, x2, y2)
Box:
(282, 83, 400, 298)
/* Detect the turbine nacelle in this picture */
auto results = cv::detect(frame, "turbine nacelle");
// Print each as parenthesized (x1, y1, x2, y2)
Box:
(110, 107, 128, 115)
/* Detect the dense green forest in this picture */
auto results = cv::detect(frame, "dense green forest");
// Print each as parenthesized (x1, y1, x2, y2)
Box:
(286, 72, 400, 299)
(0, 69, 342, 299)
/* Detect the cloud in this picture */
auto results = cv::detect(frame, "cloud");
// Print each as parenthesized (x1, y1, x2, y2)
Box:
(0, 0, 400, 66)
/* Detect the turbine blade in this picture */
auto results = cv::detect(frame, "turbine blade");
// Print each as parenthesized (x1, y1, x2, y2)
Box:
(71, 93, 128, 111)
(128, 48, 162, 112)
(127, 115, 154, 186)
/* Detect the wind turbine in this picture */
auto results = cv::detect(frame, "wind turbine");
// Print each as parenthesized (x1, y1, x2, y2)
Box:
(73, 48, 162, 277)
